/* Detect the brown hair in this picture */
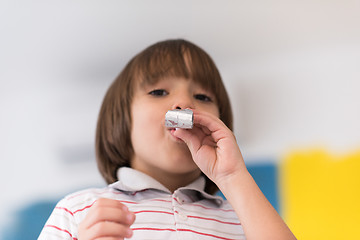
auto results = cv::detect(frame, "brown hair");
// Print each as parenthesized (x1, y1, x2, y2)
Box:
(96, 39, 233, 194)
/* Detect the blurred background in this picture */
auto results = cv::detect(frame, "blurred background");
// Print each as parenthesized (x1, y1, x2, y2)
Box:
(1, 1, 359, 239)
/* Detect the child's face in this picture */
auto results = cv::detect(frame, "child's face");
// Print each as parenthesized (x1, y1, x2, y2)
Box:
(130, 76, 219, 181)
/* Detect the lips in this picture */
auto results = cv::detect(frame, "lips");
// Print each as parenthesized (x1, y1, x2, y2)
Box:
(168, 128, 183, 142)
(168, 128, 176, 135)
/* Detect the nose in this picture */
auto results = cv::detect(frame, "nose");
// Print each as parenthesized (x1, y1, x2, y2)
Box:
(171, 93, 194, 110)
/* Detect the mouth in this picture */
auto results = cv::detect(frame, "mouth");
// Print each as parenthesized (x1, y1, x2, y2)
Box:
(167, 128, 183, 142)
(168, 128, 176, 135)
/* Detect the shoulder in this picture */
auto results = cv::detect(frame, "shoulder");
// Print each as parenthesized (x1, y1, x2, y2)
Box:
(39, 187, 111, 239)
(51, 185, 126, 222)
(39, 185, 130, 239)
(57, 186, 119, 211)
(62, 186, 112, 202)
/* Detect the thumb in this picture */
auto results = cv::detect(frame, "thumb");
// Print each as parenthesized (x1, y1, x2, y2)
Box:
(173, 128, 201, 155)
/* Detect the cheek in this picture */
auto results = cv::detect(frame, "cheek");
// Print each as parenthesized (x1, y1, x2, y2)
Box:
(214, 106, 220, 118)
(131, 108, 163, 143)
(131, 110, 149, 141)
(208, 105, 220, 118)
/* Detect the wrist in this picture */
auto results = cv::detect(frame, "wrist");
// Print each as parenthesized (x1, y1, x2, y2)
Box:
(216, 167, 250, 194)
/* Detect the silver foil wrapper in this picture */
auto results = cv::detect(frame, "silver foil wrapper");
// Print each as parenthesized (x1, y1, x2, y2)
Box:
(165, 109, 193, 129)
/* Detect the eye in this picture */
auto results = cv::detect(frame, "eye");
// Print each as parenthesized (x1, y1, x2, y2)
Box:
(148, 89, 168, 96)
(194, 94, 212, 102)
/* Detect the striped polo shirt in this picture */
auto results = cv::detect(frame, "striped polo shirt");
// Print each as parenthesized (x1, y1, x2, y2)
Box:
(39, 167, 246, 240)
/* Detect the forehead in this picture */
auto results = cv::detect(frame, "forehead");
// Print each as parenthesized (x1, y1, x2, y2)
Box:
(133, 51, 216, 93)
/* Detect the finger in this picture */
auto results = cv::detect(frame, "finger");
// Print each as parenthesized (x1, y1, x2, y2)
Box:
(174, 128, 216, 158)
(193, 123, 212, 136)
(81, 199, 135, 229)
(190, 124, 208, 140)
(82, 198, 129, 226)
(174, 128, 202, 155)
(192, 110, 226, 131)
(85, 221, 133, 239)
(84, 206, 135, 229)
(192, 110, 233, 142)
(190, 125, 216, 146)
(93, 198, 127, 209)
(202, 136, 217, 147)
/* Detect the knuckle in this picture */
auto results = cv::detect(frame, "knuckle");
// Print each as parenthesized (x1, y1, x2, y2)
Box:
(94, 198, 107, 206)
(93, 221, 107, 235)
(92, 208, 103, 220)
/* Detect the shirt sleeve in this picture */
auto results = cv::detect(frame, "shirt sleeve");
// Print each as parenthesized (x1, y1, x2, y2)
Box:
(38, 198, 79, 240)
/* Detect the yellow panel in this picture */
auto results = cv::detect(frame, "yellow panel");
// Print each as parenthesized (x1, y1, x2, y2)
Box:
(280, 149, 360, 240)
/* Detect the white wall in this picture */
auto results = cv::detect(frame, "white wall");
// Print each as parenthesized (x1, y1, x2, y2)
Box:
(1, 0, 359, 232)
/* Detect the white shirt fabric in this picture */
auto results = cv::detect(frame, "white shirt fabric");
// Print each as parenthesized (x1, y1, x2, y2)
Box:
(39, 167, 245, 240)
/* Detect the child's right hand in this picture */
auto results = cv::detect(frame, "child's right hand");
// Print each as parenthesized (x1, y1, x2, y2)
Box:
(78, 198, 135, 240)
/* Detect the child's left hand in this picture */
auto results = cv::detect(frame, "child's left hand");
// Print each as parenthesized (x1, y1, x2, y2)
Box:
(173, 109, 246, 186)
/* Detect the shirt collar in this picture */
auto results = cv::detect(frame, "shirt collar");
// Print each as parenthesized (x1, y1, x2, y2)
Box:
(109, 167, 224, 205)
(110, 167, 206, 193)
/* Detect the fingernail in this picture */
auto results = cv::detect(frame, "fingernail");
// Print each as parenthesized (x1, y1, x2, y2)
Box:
(126, 228, 133, 237)
(127, 212, 134, 222)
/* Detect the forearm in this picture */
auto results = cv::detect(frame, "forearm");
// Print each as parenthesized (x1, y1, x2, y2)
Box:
(218, 169, 296, 240)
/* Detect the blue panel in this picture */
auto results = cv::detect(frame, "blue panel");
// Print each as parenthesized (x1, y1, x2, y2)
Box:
(216, 162, 279, 213)
(2, 200, 58, 240)
(247, 163, 279, 213)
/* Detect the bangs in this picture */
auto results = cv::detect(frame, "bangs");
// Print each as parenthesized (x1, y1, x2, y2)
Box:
(132, 40, 220, 94)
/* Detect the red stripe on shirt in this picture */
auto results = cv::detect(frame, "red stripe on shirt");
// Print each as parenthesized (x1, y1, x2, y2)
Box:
(172, 197, 234, 212)
(66, 187, 132, 201)
(57, 199, 139, 217)
(56, 201, 96, 216)
(55, 207, 74, 216)
(174, 210, 240, 225)
(187, 214, 241, 225)
(73, 201, 95, 214)
(134, 210, 174, 215)
(190, 202, 235, 212)
(121, 198, 171, 204)
(57, 202, 238, 227)
(66, 189, 113, 200)
(119, 200, 138, 204)
(45, 225, 78, 240)
(150, 198, 172, 203)
(131, 227, 239, 240)
(132, 227, 176, 232)
(178, 228, 239, 240)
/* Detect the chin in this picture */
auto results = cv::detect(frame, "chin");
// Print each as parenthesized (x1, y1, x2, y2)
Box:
(168, 158, 198, 172)
(167, 166, 200, 176)
(169, 149, 193, 162)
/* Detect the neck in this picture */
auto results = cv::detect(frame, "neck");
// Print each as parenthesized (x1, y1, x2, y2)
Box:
(131, 164, 201, 192)
(155, 170, 202, 193)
